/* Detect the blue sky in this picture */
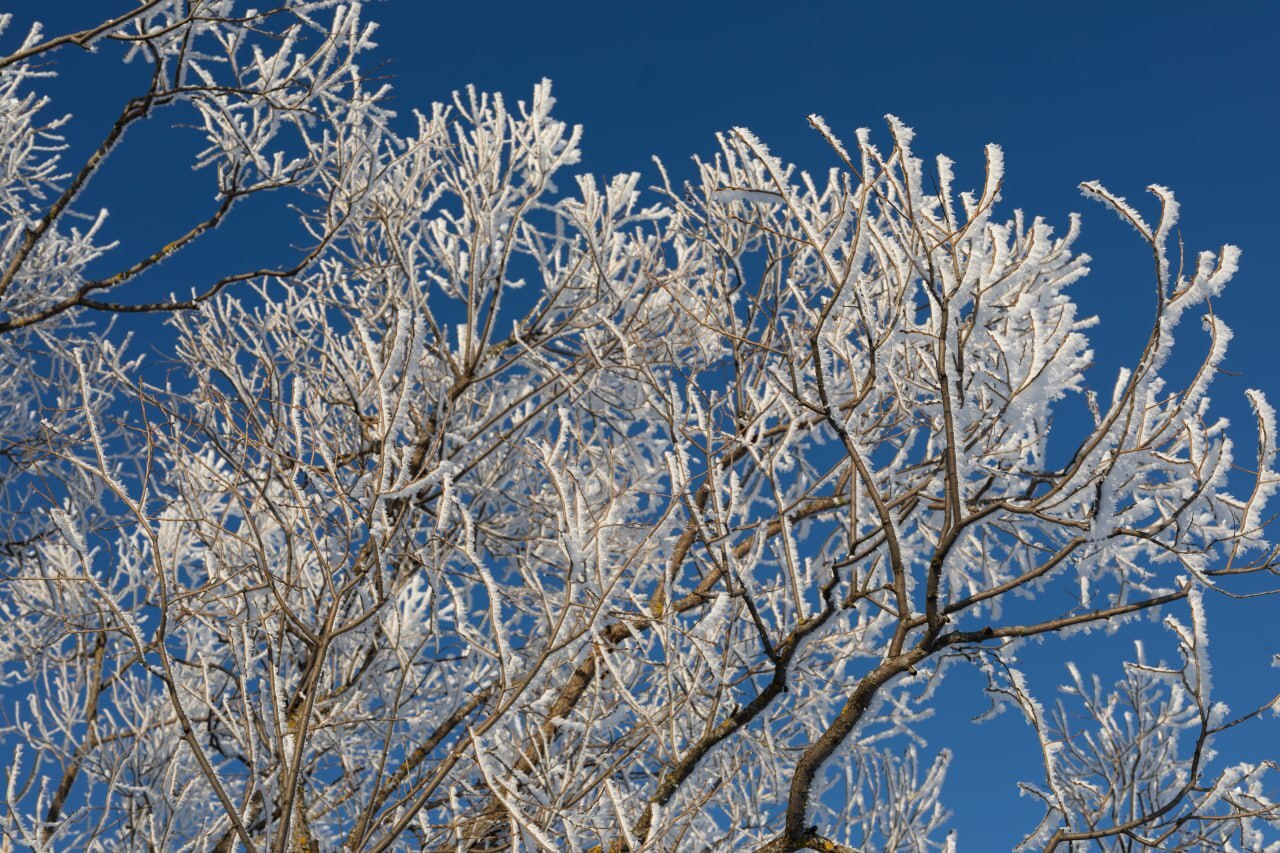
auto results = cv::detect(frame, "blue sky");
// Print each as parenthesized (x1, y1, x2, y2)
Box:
(11, 1, 1280, 848)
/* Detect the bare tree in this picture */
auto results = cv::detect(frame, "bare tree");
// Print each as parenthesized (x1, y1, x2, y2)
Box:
(1, 4, 1277, 851)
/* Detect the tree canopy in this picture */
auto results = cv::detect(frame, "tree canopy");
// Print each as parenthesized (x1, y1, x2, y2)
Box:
(1, 4, 1277, 851)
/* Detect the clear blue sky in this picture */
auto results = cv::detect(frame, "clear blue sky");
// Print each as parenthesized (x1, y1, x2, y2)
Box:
(12, 1, 1279, 848)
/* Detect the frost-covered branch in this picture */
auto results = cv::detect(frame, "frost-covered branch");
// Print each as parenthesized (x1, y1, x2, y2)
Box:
(1, 9, 1276, 850)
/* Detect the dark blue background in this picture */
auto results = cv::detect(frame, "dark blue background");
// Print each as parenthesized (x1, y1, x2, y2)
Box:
(8, 1, 1278, 847)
